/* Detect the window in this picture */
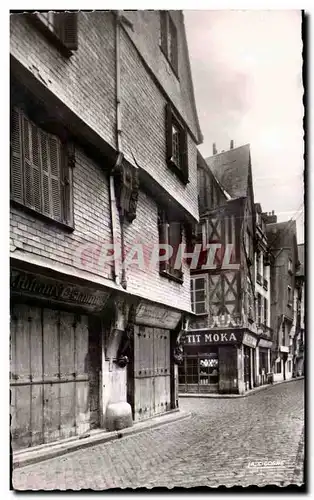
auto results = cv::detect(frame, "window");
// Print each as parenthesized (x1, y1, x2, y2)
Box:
(287, 286, 292, 306)
(264, 297, 268, 325)
(165, 104, 188, 184)
(178, 352, 219, 387)
(244, 229, 252, 264)
(158, 211, 183, 282)
(276, 361, 282, 374)
(288, 258, 293, 274)
(32, 12, 78, 55)
(160, 11, 178, 74)
(257, 293, 262, 325)
(10, 107, 74, 227)
(191, 276, 207, 314)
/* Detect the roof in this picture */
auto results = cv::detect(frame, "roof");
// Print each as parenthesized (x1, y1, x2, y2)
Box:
(266, 220, 298, 257)
(297, 243, 304, 276)
(205, 144, 251, 199)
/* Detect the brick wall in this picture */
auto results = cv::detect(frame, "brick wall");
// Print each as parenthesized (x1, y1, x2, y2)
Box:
(10, 12, 116, 150)
(121, 10, 200, 141)
(120, 28, 199, 221)
(124, 190, 191, 312)
(10, 146, 114, 282)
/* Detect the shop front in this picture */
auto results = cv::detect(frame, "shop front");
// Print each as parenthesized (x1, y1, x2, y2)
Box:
(257, 338, 272, 385)
(179, 330, 243, 394)
(10, 264, 110, 451)
(241, 332, 258, 391)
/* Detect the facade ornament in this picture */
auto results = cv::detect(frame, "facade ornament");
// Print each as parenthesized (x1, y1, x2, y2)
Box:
(173, 315, 188, 365)
(112, 153, 139, 223)
(115, 303, 136, 367)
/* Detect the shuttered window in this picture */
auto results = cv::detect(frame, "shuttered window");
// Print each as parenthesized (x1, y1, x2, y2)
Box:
(10, 107, 73, 227)
(33, 12, 78, 54)
(165, 103, 189, 184)
(160, 11, 178, 75)
(158, 211, 183, 282)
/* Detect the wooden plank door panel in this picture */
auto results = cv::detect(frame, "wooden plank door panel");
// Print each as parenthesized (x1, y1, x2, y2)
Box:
(11, 304, 32, 449)
(29, 307, 43, 447)
(59, 312, 76, 440)
(43, 309, 60, 443)
(75, 315, 90, 435)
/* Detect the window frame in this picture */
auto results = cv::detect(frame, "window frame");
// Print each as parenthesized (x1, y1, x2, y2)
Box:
(287, 285, 292, 307)
(159, 11, 178, 76)
(10, 106, 74, 231)
(165, 103, 189, 184)
(29, 11, 78, 57)
(288, 258, 293, 275)
(190, 274, 208, 315)
(158, 210, 183, 283)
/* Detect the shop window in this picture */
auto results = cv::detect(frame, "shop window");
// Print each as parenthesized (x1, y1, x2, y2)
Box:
(160, 11, 178, 74)
(178, 353, 219, 387)
(158, 211, 183, 283)
(190, 276, 207, 314)
(185, 357, 199, 384)
(165, 103, 188, 184)
(10, 107, 74, 228)
(199, 357, 219, 385)
(31, 12, 78, 55)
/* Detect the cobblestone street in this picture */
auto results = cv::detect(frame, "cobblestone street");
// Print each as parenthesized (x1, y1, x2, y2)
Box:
(13, 379, 304, 490)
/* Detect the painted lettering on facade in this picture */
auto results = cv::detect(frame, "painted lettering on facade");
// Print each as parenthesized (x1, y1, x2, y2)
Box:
(136, 302, 181, 329)
(258, 339, 273, 349)
(10, 269, 109, 311)
(242, 333, 258, 349)
(182, 331, 239, 345)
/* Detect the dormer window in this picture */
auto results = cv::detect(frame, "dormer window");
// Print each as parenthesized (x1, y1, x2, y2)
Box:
(160, 11, 178, 75)
(30, 12, 78, 56)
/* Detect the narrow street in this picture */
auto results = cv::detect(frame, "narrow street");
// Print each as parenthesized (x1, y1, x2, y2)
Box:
(13, 379, 304, 490)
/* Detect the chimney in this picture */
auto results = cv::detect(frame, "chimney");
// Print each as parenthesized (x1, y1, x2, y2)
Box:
(262, 211, 277, 224)
(213, 143, 217, 155)
(230, 140, 234, 149)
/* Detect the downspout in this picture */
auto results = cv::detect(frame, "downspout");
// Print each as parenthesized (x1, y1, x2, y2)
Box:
(108, 11, 125, 288)
(115, 11, 127, 290)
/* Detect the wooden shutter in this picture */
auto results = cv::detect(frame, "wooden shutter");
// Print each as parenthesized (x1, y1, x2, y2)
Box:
(49, 135, 62, 221)
(54, 12, 78, 51)
(62, 13, 78, 51)
(180, 128, 188, 183)
(10, 108, 24, 204)
(165, 103, 173, 163)
(160, 11, 168, 55)
(158, 214, 168, 273)
(40, 130, 51, 216)
(22, 115, 42, 212)
(169, 16, 178, 73)
(169, 221, 183, 277)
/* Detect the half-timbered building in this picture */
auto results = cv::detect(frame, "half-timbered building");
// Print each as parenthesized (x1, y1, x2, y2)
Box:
(179, 143, 274, 395)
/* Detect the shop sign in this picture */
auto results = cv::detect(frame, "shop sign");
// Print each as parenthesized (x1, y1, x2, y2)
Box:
(280, 346, 289, 353)
(242, 333, 257, 348)
(182, 331, 240, 345)
(10, 269, 110, 312)
(136, 302, 181, 329)
(258, 339, 273, 349)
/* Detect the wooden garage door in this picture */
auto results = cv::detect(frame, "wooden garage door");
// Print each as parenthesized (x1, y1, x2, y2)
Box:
(133, 325, 171, 421)
(10, 303, 97, 451)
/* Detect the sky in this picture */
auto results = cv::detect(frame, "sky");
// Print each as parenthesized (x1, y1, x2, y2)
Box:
(184, 10, 304, 244)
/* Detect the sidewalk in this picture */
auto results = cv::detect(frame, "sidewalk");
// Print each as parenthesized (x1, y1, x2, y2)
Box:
(179, 376, 304, 400)
(13, 408, 191, 470)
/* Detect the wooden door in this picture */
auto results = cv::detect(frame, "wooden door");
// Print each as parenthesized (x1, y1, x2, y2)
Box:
(10, 303, 96, 450)
(133, 326, 171, 421)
